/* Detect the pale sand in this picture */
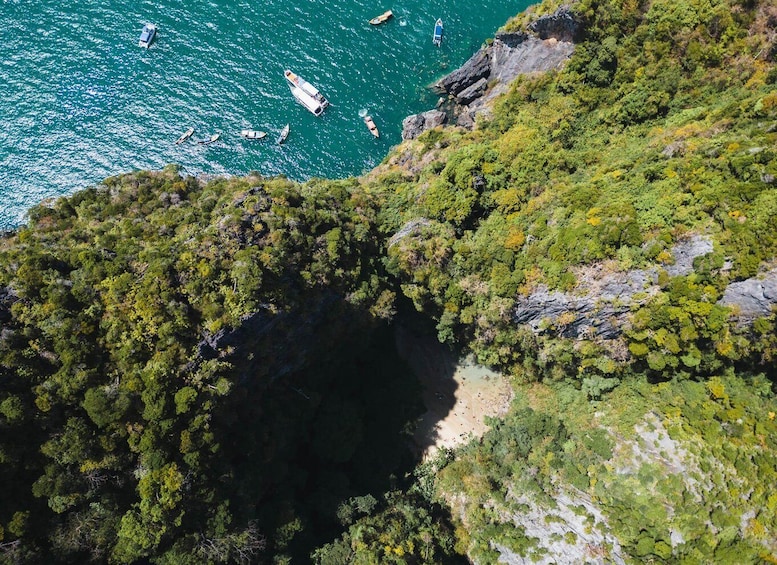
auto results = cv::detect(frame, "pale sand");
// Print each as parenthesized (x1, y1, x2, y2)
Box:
(395, 323, 513, 459)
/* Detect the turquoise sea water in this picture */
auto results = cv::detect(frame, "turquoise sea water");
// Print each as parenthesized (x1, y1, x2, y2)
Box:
(0, 0, 531, 229)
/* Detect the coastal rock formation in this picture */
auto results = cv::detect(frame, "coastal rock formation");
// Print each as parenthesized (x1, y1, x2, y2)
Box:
(400, 7, 580, 138)
(401, 110, 447, 140)
(456, 77, 490, 105)
(435, 49, 494, 97)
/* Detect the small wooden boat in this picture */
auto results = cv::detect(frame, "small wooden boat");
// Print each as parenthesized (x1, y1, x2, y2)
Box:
(364, 115, 379, 138)
(138, 23, 156, 48)
(433, 18, 443, 46)
(369, 10, 393, 25)
(175, 127, 194, 144)
(241, 130, 267, 140)
(197, 134, 220, 145)
(276, 124, 290, 145)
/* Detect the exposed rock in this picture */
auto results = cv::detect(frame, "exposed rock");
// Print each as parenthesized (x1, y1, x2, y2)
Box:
(513, 288, 630, 340)
(719, 268, 777, 322)
(388, 218, 433, 248)
(424, 8, 578, 128)
(662, 141, 686, 158)
(435, 49, 492, 96)
(510, 234, 777, 340)
(512, 235, 715, 340)
(456, 77, 489, 105)
(0, 286, 18, 324)
(400, 7, 583, 134)
(401, 110, 447, 140)
(487, 34, 574, 87)
(456, 110, 476, 129)
(496, 489, 626, 565)
(665, 236, 714, 276)
(528, 6, 585, 43)
(432, 32, 573, 108)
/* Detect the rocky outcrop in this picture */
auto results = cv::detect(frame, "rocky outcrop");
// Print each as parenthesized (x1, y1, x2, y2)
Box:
(511, 236, 777, 340)
(719, 268, 777, 322)
(0, 286, 17, 324)
(401, 110, 447, 140)
(528, 6, 584, 43)
(512, 235, 714, 340)
(401, 7, 581, 139)
(435, 49, 494, 97)
(487, 33, 575, 87)
(456, 77, 489, 105)
(513, 268, 657, 340)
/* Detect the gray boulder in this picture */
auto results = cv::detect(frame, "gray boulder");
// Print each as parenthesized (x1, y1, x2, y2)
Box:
(719, 269, 777, 321)
(401, 110, 447, 140)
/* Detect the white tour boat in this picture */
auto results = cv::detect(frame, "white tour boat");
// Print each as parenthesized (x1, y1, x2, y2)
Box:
(284, 70, 329, 116)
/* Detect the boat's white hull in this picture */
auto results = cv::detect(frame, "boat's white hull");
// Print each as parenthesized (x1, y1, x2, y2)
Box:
(290, 86, 325, 116)
(284, 70, 329, 116)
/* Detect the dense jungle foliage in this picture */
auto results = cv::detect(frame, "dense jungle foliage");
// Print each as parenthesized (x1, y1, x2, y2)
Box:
(364, 0, 777, 560)
(2, 0, 777, 562)
(0, 170, 455, 562)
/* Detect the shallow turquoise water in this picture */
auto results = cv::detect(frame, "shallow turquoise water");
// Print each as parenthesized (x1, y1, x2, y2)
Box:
(0, 0, 530, 229)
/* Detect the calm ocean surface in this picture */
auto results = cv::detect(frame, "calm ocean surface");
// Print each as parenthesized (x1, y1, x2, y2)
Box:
(0, 0, 530, 229)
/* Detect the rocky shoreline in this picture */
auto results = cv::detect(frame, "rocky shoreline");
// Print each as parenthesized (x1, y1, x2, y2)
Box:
(402, 7, 582, 140)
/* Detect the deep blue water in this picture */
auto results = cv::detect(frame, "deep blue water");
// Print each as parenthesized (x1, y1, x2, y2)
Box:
(0, 0, 531, 228)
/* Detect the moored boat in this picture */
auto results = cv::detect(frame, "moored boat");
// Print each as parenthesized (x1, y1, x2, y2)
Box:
(433, 18, 443, 46)
(364, 115, 379, 138)
(284, 70, 329, 116)
(241, 130, 267, 140)
(369, 10, 393, 25)
(277, 124, 290, 145)
(138, 23, 156, 48)
(197, 134, 220, 145)
(175, 127, 194, 144)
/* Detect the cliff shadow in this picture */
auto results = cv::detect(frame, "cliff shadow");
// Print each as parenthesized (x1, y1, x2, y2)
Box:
(394, 315, 460, 458)
(207, 300, 440, 558)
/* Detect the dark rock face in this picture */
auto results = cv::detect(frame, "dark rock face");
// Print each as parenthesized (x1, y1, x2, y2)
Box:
(528, 6, 584, 43)
(435, 50, 492, 96)
(401, 110, 447, 140)
(0, 286, 18, 324)
(719, 269, 777, 322)
(494, 31, 530, 49)
(456, 77, 490, 105)
(424, 7, 579, 128)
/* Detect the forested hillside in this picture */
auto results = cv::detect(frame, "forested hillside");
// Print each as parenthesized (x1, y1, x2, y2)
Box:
(1, 0, 777, 563)
(362, 0, 777, 561)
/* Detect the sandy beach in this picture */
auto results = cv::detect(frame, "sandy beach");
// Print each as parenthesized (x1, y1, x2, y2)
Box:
(395, 323, 513, 458)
